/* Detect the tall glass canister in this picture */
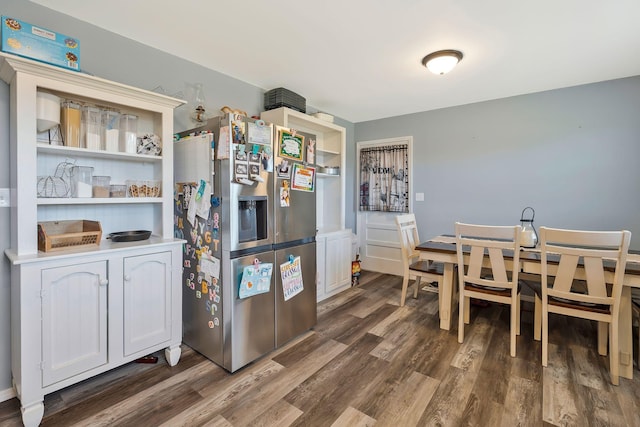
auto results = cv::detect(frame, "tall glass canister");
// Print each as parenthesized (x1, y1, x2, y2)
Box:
(103, 109, 120, 152)
(60, 101, 81, 147)
(120, 114, 138, 153)
(82, 106, 103, 150)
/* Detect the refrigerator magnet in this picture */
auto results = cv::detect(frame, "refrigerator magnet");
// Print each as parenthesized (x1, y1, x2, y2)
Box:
(231, 120, 246, 144)
(262, 146, 273, 172)
(306, 138, 315, 164)
(277, 159, 291, 179)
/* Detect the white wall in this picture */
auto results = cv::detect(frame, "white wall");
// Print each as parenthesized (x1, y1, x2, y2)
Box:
(353, 77, 640, 249)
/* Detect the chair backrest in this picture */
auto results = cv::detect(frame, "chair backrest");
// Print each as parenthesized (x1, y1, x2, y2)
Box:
(396, 214, 421, 267)
(540, 226, 631, 312)
(454, 222, 522, 291)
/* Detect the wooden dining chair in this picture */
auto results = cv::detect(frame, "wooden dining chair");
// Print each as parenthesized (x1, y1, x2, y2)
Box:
(395, 214, 444, 307)
(632, 290, 640, 368)
(528, 226, 631, 385)
(455, 222, 522, 357)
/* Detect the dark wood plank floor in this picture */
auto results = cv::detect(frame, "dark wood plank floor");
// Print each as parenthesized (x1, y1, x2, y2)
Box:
(1, 270, 639, 426)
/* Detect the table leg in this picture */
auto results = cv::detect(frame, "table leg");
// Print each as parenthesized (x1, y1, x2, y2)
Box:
(439, 263, 455, 330)
(619, 286, 633, 380)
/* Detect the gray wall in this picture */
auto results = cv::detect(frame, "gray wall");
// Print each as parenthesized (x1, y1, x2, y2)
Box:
(353, 77, 640, 248)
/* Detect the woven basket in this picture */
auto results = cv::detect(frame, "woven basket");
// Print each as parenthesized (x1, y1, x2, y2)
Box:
(38, 220, 102, 252)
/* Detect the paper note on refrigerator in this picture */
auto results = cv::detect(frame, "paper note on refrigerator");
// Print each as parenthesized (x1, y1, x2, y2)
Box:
(281, 256, 304, 301)
(248, 122, 272, 145)
(238, 263, 273, 299)
(200, 253, 220, 280)
(217, 126, 230, 159)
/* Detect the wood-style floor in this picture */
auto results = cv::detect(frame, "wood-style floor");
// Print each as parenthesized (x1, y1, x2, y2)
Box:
(1, 270, 639, 427)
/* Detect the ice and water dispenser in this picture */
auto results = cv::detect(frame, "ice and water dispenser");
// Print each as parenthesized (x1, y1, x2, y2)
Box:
(238, 195, 268, 243)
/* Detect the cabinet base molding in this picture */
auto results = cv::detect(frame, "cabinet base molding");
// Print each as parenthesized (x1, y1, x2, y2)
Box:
(0, 387, 16, 403)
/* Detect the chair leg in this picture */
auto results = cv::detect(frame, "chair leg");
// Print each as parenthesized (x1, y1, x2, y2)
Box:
(437, 278, 443, 315)
(458, 288, 465, 344)
(464, 296, 470, 324)
(542, 301, 548, 367)
(610, 321, 619, 385)
(533, 294, 541, 341)
(413, 276, 421, 299)
(516, 295, 521, 336)
(597, 321, 608, 356)
(510, 299, 517, 357)
(400, 274, 409, 307)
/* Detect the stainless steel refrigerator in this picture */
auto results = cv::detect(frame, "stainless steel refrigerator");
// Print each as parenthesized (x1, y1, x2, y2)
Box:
(174, 115, 317, 372)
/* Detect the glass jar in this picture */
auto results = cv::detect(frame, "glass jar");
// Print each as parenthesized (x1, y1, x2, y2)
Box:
(70, 166, 94, 198)
(120, 114, 138, 153)
(82, 106, 103, 150)
(102, 110, 120, 152)
(60, 101, 81, 147)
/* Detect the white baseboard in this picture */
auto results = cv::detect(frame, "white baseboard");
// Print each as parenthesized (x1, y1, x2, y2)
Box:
(0, 386, 16, 402)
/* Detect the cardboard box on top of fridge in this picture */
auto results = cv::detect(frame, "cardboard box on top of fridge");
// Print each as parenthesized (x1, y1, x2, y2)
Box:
(1, 16, 80, 71)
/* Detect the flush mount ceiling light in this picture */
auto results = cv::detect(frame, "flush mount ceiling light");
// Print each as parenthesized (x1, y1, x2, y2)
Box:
(422, 49, 463, 75)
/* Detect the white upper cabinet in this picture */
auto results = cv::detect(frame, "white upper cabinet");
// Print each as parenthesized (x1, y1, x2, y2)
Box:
(0, 53, 184, 256)
(261, 107, 346, 234)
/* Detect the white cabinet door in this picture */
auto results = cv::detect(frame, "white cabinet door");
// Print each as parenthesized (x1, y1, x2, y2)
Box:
(41, 261, 108, 387)
(123, 251, 172, 356)
(324, 231, 352, 295)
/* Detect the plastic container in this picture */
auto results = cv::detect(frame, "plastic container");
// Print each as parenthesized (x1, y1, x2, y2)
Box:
(120, 114, 138, 153)
(70, 166, 94, 198)
(60, 101, 81, 147)
(92, 175, 111, 198)
(82, 106, 103, 150)
(102, 110, 120, 152)
(109, 184, 127, 198)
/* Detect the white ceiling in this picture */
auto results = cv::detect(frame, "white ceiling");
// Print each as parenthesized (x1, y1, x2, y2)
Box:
(29, 0, 640, 123)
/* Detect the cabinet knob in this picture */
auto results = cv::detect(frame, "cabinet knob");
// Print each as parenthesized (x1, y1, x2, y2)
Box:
(99, 278, 109, 286)
(124, 275, 131, 282)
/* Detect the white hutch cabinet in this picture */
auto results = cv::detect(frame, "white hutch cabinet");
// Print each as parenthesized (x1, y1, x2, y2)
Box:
(261, 107, 352, 301)
(1, 53, 184, 427)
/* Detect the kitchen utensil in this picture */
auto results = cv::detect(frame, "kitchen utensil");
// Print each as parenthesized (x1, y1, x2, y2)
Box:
(107, 230, 151, 242)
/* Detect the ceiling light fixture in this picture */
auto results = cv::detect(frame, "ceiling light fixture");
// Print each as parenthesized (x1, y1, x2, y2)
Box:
(422, 50, 463, 75)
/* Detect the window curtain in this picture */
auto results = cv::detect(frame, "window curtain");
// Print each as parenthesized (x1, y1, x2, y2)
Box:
(359, 144, 409, 212)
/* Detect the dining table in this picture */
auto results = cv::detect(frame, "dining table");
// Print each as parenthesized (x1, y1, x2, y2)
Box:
(416, 234, 640, 380)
